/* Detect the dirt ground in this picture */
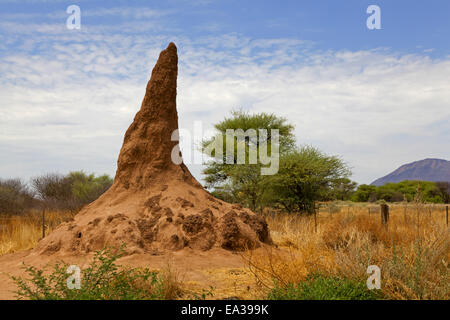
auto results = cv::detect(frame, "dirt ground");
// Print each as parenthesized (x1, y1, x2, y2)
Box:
(0, 247, 267, 300)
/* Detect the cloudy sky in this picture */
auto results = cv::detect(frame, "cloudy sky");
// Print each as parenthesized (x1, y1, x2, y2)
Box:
(0, 0, 449, 185)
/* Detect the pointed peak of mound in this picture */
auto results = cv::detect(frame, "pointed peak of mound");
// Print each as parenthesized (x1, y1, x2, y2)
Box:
(113, 42, 195, 190)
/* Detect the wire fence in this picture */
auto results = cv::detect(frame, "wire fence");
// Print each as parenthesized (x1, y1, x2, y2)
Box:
(0, 211, 74, 237)
(0, 204, 448, 237)
(263, 203, 449, 228)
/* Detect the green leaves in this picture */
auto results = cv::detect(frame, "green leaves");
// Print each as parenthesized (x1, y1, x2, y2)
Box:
(201, 111, 353, 213)
(268, 273, 382, 300)
(201, 110, 296, 211)
(70, 171, 113, 206)
(11, 246, 170, 300)
(352, 180, 447, 203)
(267, 146, 351, 213)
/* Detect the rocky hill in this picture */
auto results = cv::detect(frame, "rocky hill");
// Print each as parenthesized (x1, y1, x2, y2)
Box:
(371, 158, 450, 186)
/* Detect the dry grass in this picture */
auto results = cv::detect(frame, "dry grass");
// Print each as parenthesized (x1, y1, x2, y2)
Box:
(1, 203, 448, 299)
(244, 203, 449, 300)
(155, 261, 185, 299)
(0, 211, 73, 255)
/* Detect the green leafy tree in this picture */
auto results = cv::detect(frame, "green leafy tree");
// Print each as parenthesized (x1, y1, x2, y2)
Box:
(351, 184, 377, 202)
(266, 146, 351, 213)
(352, 180, 445, 203)
(328, 178, 358, 201)
(202, 110, 296, 211)
(69, 171, 113, 207)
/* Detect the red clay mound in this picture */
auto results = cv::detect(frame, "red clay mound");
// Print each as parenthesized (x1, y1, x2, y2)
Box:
(33, 42, 272, 256)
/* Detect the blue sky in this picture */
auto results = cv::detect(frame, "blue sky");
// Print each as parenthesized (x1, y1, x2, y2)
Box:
(2, 0, 449, 55)
(0, 0, 449, 185)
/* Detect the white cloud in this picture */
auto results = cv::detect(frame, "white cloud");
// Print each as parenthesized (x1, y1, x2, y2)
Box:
(83, 7, 173, 19)
(0, 26, 449, 185)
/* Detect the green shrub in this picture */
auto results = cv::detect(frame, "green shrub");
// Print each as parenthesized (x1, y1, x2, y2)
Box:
(351, 184, 377, 202)
(11, 246, 179, 300)
(352, 180, 445, 203)
(267, 274, 383, 300)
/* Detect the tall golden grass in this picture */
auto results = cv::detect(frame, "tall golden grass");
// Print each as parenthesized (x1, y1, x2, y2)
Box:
(0, 210, 73, 255)
(244, 203, 449, 299)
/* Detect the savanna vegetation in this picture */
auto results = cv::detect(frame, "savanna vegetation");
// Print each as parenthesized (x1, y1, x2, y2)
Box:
(202, 111, 449, 214)
(0, 171, 113, 254)
(247, 203, 449, 300)
(352, 180, 450, 203)
(0, 171, 112, 215)
(3, 203, 448, 300)
(0, 111, 448, 300)
(202, 110, 353, 214)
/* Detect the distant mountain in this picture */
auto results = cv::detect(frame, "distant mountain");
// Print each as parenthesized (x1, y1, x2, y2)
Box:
(371, 158, 450, 186)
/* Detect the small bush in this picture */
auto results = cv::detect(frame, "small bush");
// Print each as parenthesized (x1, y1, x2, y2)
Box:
(11, 246, 182, 300)
(31, 171, 113, 212)
(267, 274, 383, 300)
(0, 179, 36, 214)
(31, 173, 74, 211)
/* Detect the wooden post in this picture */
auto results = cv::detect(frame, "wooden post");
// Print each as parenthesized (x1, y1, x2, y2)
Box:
(368, 207, 370, 215)
(314, 204, 318, 233)
(380, 203, 389, 228)
(403, 203, 408, 224)
(41, 207, 45, 239)
(446, 206, 448, 227)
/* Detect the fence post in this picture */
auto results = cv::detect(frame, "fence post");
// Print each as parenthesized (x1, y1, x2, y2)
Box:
(314, 204, 318, 233)
(380, 203, 389, 228)
(41, 207, 45, 239)
(446, 206, 448, 227)
(403, 203, 408, 224)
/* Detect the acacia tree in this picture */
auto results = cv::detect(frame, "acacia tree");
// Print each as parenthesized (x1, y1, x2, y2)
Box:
(266, 146, 351, 214)
(202, 110, 296, 211)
